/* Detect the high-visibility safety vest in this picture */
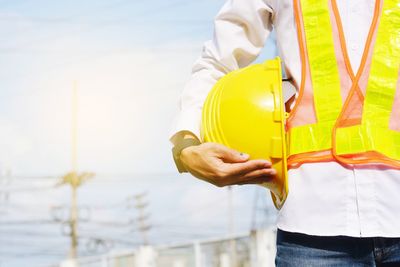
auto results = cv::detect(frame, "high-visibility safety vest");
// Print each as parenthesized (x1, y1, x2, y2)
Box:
(286, 0, 400, 169)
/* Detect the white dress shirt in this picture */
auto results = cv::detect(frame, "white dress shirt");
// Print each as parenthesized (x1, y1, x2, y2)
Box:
(170, 0, 400, 237)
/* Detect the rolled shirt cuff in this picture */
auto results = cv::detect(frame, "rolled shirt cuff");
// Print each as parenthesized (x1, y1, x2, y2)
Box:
(169, 108, 202, 144)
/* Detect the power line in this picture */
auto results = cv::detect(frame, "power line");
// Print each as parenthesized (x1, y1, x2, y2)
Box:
(0, 16, 211, 24)
(1, 172, 180, 182)
(0, 219, 56, 225)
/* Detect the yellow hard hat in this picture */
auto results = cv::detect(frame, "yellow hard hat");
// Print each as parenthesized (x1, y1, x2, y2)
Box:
(201, 57, 288, 209)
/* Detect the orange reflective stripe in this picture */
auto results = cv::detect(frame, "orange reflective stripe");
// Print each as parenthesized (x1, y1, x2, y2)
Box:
(287, 0, 307, 124)
(331, 0, 364, 101)
(331, 0, 355, 79)
(288, 151, 333, 169)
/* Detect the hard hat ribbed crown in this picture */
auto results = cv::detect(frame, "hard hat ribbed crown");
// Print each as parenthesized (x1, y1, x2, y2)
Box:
(201, 57, 288, 209)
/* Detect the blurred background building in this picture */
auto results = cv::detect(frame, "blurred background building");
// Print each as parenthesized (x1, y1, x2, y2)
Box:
(0, 0, 279, 266)
(58, 228, 277, 267)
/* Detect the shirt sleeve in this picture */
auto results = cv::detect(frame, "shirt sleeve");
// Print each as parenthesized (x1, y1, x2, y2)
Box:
(169, 0, 274, 144)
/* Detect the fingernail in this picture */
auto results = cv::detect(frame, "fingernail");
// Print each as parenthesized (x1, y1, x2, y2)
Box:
(240, 153, 249, 158)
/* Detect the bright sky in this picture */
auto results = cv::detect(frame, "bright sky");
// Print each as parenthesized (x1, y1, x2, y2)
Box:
(0, 1, 278, 266)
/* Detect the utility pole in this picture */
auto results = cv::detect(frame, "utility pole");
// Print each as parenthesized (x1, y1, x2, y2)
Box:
(60, 81, 94, 260)
(129, 193, 151, 245)
(70, 81, 78, 259)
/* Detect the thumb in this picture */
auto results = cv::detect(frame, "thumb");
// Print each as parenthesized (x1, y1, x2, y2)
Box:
(216, 145, 249, 163)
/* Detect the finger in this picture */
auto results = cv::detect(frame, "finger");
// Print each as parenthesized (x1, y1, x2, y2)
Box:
(213, 144, 249, 163)
(222, 159, 272, 177)
(236, 176, 275, 185)
(233, 168, 276, 185)
(241, 167, 277, 180)
(222, 167, 276, 186)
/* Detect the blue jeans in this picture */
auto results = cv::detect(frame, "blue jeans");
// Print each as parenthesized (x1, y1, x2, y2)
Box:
(276, 229, 400, 267)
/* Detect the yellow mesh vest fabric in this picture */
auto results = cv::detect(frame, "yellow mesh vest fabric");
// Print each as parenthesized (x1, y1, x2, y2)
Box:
(288, 0, 342, 156)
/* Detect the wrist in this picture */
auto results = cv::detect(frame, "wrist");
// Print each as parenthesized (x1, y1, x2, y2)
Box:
(171, 131, 200, 146)
(172, 137, 201, 173)
(180, 145, 195, 162)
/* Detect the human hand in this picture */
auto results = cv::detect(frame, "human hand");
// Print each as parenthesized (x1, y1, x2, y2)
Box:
(180, 142, 276, 187)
